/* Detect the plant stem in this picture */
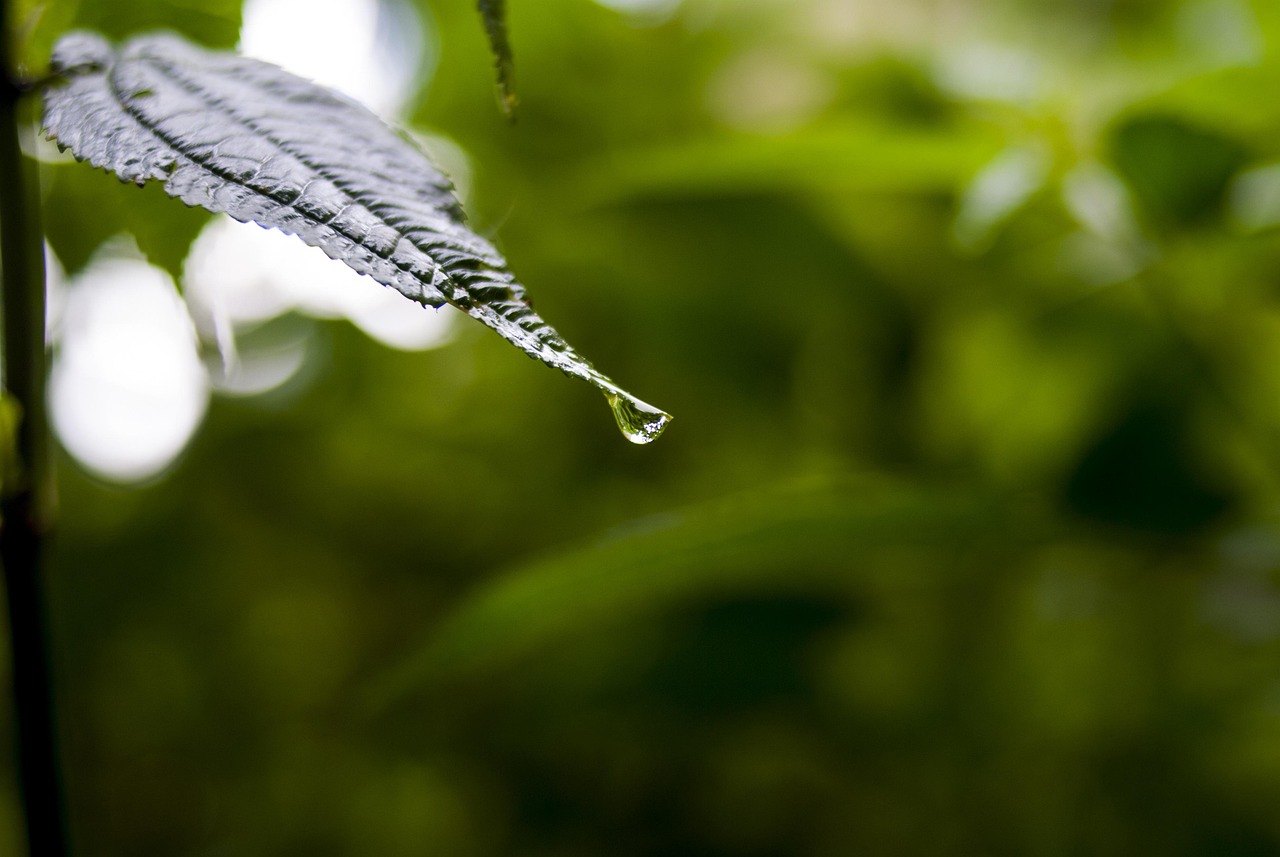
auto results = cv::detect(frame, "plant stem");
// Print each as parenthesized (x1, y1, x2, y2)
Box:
(0, 4, 68, 855)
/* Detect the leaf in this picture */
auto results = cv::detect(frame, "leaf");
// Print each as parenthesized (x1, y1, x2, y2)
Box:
(43, 159, 213, 280)
(476, 0, 517, 117)
(41, 31, 669, 443)
(359, 477, 1043, 712)
(573, 121, 1003, 203)
(1108, 113, 1249, 229)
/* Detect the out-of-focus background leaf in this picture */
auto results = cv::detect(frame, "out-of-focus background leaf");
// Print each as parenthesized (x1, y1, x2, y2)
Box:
(7, 0, 1280, 854)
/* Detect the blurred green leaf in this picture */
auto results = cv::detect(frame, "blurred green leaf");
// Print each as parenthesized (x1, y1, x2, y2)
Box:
(362, 477, 1036, 710)
(578, 121, 1003, 202)
(1109, 114, 1249, 228)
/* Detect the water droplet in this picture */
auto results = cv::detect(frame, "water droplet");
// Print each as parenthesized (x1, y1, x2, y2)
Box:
(605, 391, 672, 445)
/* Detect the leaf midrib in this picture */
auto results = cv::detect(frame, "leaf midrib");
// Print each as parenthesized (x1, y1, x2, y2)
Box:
(92, 39, 623, 396)
(105, 47, 461, 307)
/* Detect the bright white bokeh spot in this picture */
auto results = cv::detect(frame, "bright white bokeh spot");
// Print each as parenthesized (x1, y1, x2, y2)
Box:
(240, 0, 427, 118)
(592, 0, 682, 22)
(1058, 164, 1151, 285)
(222, 0, 456, 355)
(1062, 162, 1143, 243)
(208, 331, 311, 398)
(1178, 0, 1262, 69)
(44, 243, 66, 345)
(51, 251, 209, 483)
(953, 145, 1051, 251)
(184, 217, 456, 353)
(934, 42, 1042, 104)
(1230, 163, 1280, 232)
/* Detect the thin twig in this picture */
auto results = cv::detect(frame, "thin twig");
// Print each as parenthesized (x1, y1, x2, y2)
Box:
(0, 2, 68, 852)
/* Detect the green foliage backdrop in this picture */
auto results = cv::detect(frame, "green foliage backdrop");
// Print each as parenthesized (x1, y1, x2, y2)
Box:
(8, 0, 1280, 854)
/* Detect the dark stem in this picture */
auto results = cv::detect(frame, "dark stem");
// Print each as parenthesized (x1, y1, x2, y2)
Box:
(0, 5, 68, 856)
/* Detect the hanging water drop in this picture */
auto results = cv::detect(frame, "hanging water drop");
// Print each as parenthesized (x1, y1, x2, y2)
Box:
(605, 391, 672, 445)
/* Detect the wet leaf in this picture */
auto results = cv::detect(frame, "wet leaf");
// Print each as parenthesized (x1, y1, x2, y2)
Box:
(41, 31, 668, 442)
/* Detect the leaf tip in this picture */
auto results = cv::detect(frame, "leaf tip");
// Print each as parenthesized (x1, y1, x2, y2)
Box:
(477, 0, 518, 118)
(498, 86, 518, 120)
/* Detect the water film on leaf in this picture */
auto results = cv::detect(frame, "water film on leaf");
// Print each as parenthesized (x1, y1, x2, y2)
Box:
(40, 31, 670, 443)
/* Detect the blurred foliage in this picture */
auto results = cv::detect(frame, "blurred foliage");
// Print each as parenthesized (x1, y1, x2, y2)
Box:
(5, 0, 1280, 854)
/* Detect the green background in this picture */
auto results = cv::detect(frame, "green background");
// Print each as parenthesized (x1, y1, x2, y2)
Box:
(9, 0, 1280, 853)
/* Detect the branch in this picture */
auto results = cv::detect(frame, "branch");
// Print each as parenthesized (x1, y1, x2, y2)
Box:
(0, 1, 68, 853)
